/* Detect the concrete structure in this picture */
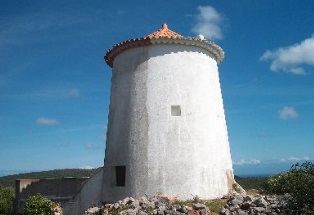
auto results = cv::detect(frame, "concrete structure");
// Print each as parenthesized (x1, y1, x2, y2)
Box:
(101, 23, 234, 202)
(63, 170, 103, 215)
(14, 177, 89, 214)
(13, 169, 104, 215)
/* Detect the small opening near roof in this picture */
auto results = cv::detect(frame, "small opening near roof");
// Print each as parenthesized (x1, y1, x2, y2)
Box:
(171, 105, 181, 116)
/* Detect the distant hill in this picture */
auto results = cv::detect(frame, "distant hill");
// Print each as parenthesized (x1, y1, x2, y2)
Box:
(0, 168, 102, 188)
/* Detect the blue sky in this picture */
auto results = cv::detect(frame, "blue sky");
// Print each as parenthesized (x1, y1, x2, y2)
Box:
(1, 0, 314, 177)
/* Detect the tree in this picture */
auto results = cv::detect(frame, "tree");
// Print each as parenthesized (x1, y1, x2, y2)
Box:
(0, 185, 14, 215)
(23, 194, 62, 215)
(264, 161, 314, 214)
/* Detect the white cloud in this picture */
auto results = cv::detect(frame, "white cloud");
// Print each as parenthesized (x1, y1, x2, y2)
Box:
(278, 106, 299, 120)
(84, 143, 101, 150)
(57, 124, 103, 133)
(280, 156, 310, 163)
(80, 165, 94, 170)
(36, 117, 59, 126)
(85, 143, 94, 149)
(68, 88, 80, 97)
(260, 35, 314, 74)
(288, 157, 302, 161)
(192, 6, 223, 40)
(233, 159, 261, 166)
(303, 156, 310, 160)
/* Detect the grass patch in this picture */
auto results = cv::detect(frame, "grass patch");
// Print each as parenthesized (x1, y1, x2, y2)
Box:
(172, 197, 227, 214)
(204, 199, 227, 213)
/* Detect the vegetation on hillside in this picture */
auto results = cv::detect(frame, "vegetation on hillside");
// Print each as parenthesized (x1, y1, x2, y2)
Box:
(0, 168, 101, 188)
(235, 175, 268, 192)
(263, 161, 314, 214)
(0, 185, 14, 215)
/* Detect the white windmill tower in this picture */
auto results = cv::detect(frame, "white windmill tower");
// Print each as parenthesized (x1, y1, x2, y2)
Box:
(101, 23, 234, 202)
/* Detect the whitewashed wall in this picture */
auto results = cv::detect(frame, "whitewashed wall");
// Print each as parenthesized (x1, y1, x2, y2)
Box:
(64, 169, 103, 215)
(101, 44, 234, 202)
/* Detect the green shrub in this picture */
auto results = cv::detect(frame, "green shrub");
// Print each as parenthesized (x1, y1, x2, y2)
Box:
(23, 194, 62, 215)
(264, 161, 314, 214)
(0, 185, 14, 215)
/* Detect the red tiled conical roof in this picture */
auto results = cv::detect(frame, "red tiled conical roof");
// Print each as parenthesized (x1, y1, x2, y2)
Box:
(105, 23, 224, 67)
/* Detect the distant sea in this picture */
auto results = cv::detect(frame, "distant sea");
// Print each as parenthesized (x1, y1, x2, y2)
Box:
(237, 174, 271, 178)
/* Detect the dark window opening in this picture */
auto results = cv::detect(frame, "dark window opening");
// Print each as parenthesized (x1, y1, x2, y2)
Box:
(115, 166, 126, 187)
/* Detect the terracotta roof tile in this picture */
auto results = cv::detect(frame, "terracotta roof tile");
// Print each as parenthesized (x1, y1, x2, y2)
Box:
(146, 23, 183, 39)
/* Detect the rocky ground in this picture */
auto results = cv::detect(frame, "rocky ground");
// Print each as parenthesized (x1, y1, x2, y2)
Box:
(83, 193, 289, 215)
(221, 193, 290, 215)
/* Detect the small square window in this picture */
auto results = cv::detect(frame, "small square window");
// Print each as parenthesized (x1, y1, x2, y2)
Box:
(171, 105, 181, 116)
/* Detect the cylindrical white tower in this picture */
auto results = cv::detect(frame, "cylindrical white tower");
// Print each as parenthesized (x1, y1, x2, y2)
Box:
(102, 24, 234, 202)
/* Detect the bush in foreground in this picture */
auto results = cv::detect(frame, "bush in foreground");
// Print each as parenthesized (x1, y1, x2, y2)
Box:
(23, 194, 62, 215)
(264, 161, 314, 214)
(0, 185, 14, 215)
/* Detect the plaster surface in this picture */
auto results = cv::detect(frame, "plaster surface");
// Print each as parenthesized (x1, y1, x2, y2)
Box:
(64, 169, 104, 215)
(101, 44, 233, 202)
